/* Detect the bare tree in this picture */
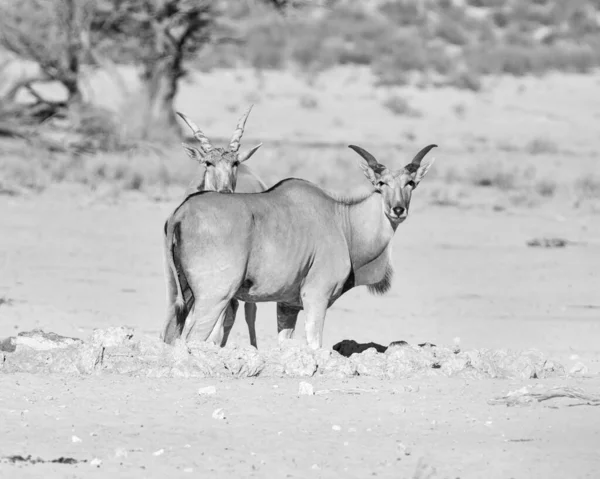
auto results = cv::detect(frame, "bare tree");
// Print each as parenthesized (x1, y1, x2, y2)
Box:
(92, 0, 300, 138)
(0, 0, 97, 122)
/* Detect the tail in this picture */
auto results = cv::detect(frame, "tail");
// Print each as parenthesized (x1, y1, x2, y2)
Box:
(166, 219, 185, 316)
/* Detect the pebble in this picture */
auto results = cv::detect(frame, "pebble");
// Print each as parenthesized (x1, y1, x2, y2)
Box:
(198, 386, 216, 396)
(184, 468, 193, 473)
(115, 448, 128, 458)
(397, 441, 411, 456)
(298, 381, 314, 395)
(90, 458, 102, 467)
(570, 362, 588, 375)
(212, 408, 226, 420)
(72, 435, 82, 443)
(332, 425, 341, 431)
(153, 449, 165, 456)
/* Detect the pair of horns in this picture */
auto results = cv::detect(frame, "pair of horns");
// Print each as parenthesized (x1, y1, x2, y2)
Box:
(176, 105, 255, 153)
(348, 144, 438, 171)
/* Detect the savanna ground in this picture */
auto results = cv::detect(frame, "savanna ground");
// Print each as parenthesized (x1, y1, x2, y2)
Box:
(1, 65, 600, 478)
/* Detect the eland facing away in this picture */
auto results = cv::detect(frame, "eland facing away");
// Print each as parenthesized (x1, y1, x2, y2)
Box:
(162, 143, 437, 349)
(164, 105, 266, 348)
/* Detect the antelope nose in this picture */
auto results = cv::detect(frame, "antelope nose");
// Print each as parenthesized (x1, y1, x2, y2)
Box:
(393, 206, 405, 217)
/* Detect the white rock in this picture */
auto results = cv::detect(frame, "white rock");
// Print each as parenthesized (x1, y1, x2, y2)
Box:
(153, 449, 165, 456)
(198, 386, 216, 396)
(570, 362, 588, 375)
(212, 408, 226, 420)
(298, 381, 314, 395)
(90, 458, 102, 467)
(72, 435, 82, 443)
(332, 425, 341, 431)
(114, 448, 128, 458)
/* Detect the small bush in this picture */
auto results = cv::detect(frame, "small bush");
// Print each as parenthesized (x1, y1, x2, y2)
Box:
(526, 137, 559, 155)
(382, 95, 422, 117)
(299, 94, 319, 110)
(535, 178, 557, 197)
(575, 174, 600, 199)
(466, 161, 517, 190)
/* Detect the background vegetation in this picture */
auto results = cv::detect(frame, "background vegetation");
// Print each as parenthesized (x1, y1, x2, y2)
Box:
(0, 0, 599, 207)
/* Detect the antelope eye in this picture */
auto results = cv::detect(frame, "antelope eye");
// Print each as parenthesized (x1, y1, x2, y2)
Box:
(405, 180, 416, 189)
(205, 162, 213, 167)
(377, 181, 386, 187)
(232, 161, 240, 167)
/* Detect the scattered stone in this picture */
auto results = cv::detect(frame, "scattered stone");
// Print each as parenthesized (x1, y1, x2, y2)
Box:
(332, 425, 341, 431)
(184, 468, 193, 473)
(488, 385, 600, 407)
(15, 330, 83, 351)
(212, 408, 226, 420)
(0, 337, 16, 353)
(527, 237, 569, 248)
(280, 347, 317, 376)
(311, 464, 320, 470)
(152, 449, 165, 456)
(114, 448, 128, 458)
(198, 386, 217, 396)
(90, 458, 102, 467)
(71, 435, 82, 443)
(0, 328, 568, 380)
(397, 442, 411, 456)
(298, 381, 314, 395)
(570, 362, 589, 376)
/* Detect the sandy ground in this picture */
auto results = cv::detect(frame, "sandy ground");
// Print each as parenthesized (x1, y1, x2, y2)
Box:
(1, 185, 599, 478)
(1, 62, 600, 477)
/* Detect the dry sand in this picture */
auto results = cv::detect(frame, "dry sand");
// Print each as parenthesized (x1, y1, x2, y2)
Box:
(1, 66, 600, 478)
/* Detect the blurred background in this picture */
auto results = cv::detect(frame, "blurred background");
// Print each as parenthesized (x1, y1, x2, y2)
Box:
(0, 0, 599, 208)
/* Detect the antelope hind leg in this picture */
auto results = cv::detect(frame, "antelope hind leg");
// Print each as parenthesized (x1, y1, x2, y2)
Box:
(277, 303, 300, 344)
(244, 302, 258, 348)
(220, 298, 240, 347)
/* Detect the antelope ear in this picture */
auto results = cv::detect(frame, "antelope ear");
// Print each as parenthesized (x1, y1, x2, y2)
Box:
(238, 143, 262, 163)
(415, 156, 435, 183)
(357, 157, 379, 184)
(182, 143, 205, 163)
(348, 144, 386, 185)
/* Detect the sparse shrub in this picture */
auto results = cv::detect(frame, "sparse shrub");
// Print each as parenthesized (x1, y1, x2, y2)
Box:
(497, 140, 519, 152)
(299, 94, 319, 110)
(453, 103, 466, 118)
(378, 1, 424, 27)
(467, 161, 517, 190)
(535, 178, 557, 197)
(509, 191, 539, 208)
(447, 70, 483, 91)
(435, 16, 469, 46)
(382, 95, 421, 117)
(575, 174, 600, 199)
(526, 137, 559, 155)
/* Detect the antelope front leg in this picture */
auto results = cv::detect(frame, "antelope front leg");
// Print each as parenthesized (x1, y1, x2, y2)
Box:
(277, 303, 300, 344)
(301, 291, 328, 350)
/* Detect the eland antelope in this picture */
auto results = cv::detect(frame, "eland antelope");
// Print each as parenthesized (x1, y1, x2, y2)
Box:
(164, 105, 266, 348)
(162, 143, 437, 349)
